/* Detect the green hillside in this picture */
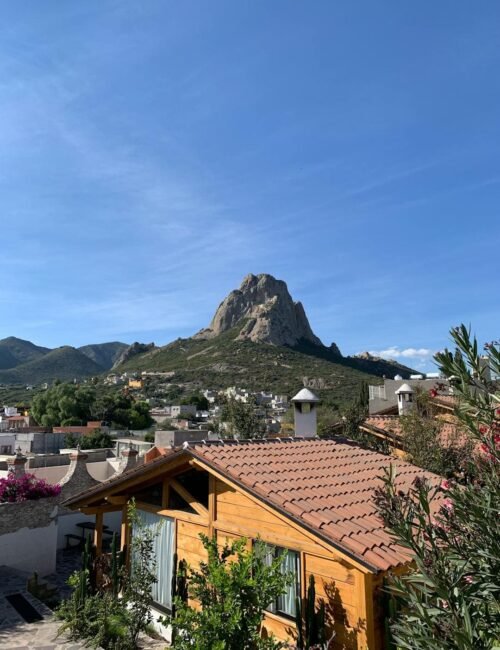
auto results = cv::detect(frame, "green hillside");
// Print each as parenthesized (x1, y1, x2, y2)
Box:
(118, 327, 385, 408)
(0, 337, 51, 370)
(0, 346, 103, 384)
(79, 342, 128, 370)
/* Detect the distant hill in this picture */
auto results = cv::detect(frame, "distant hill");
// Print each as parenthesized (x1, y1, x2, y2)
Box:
(117, 273, 417, 407)
(0, 337, 51, 370)
(0, 346, 103, 384)
(79, 342, 128, 370)
(0, 274, 417, 394)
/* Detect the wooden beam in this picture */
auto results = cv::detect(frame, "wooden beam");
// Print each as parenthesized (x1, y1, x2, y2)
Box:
(157, 508, 207, 524)
(106, 495, 128, 505)
(69, 452, 189, 508)
(170, 478, 209, 517)
(80, 504, 122, 515)
(208, 474, 216, 537)
(162, 478, 170, 509)
(94, 511, 103, 555)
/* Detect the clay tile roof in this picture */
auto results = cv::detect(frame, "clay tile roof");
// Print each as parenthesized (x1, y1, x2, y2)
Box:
(187, 438, 442, 572)
(363, 416, 403, 438)
(64, 438, 443, 573)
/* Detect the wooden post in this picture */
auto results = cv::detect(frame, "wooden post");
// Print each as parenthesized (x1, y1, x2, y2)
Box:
(94, 510, 103, 555)
(208, 475, 216, 537)
(120, 503, 130, 564)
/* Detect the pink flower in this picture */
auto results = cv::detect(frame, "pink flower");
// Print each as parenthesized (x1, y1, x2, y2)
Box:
(440, 479, 450, 491)
(429, 388, 438, 398)
(464, 575, 474, 584)
(441, 498, 454, 513)
(480, 443, 495, 461)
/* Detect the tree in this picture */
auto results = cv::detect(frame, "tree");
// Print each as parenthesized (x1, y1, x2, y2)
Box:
(375, 325, 500, 649)
(31, 383, 153, 431)
(181, 392, 209, 411)
(169, 535, 291, 650)
(80, 429, 114, 449)
(399, 392, 474, 478)
(31, 383, 95, 427)
(220, 398, 262, 438)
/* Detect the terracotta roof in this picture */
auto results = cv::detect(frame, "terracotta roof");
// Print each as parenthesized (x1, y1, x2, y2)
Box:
(363, 414, 473, 450)
(363, 416, 403, 438)
(65, 438, 443, 572)
(188, 439, 442, 571)
(430, 394, 458, 409)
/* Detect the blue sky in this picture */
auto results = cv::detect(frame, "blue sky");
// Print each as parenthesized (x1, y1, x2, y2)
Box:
(1, 1, 499, 371)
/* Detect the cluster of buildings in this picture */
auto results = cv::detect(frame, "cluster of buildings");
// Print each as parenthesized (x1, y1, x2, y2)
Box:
(0, 368, 489, 649)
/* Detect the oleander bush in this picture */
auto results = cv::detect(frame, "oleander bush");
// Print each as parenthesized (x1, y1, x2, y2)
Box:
(375, 325, 500, 649)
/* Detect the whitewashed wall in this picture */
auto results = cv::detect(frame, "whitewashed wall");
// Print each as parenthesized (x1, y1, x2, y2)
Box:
(0, 521, 57, 576)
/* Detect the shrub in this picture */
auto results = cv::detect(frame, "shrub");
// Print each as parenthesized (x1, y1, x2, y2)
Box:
(375, 325, 500, 649)
(0, 473, 61, 503)
(57, 500, 158, 650)
(169, 535, 291, 650)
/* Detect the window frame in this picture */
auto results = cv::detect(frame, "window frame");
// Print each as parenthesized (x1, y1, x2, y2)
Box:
(257, 541, 301, 621)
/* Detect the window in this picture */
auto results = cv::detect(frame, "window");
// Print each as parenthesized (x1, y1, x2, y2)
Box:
(135, 481, 163, 507)
(173, 469, 209, 508)
(134, 510, 175, 612)
(1, 445, 12, 454)
(262, 544, 300, 618)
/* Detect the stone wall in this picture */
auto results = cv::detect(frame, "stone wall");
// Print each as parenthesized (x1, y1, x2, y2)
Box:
(0, 496, 59, 536)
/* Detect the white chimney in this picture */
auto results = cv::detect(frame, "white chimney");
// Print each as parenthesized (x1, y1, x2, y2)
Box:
(291, 388, 320, 437)
(395, 383, 415, 416)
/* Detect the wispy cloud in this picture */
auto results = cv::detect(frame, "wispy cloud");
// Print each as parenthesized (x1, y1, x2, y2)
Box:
(367, 346, 435, 360)
(364, 346, 437, 371)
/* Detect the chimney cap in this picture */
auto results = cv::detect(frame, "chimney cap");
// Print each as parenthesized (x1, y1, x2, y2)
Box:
(395, 383, 414, 394)
(291, 388, 320, 403)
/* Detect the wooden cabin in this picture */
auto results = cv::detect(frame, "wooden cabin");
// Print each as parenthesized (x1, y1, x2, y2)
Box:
(64, 438, 441, 649)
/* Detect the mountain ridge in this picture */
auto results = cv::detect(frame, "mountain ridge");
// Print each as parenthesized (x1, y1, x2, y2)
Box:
(0, 274, 417, 389)
(194, 273, 322, 347)
(117, 274, 418, 406)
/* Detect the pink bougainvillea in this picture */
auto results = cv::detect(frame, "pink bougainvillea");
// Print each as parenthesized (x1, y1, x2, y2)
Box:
(0, 473, 61, 503)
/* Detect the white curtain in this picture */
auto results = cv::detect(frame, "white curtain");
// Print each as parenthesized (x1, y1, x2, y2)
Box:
(136, 510, 175, 610)
(277, 551, 298, 617)
(263, 544, 299, 617)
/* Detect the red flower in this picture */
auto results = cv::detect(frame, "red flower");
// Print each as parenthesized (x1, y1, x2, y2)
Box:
(440, 479, 450, 491)
(429, 388, 438, 398)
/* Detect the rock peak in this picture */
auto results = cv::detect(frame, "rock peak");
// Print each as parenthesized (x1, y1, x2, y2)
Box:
(194, 273, 322, 347)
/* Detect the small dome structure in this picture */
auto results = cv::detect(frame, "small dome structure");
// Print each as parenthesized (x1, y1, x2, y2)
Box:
(395, 383, 414, 394)
(291, 388, 320, 403)
(395, 383, 415, 415)
(291, 388, 320, 438)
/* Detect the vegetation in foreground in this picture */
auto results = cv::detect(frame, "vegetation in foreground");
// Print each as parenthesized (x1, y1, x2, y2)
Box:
(57, 500, 158, 649)
(376, 325, 500, 649)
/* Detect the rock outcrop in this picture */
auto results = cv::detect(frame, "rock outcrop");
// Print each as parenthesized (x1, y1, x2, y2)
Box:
(112, 342, 156, 368)
(194, 273, 323, 347)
